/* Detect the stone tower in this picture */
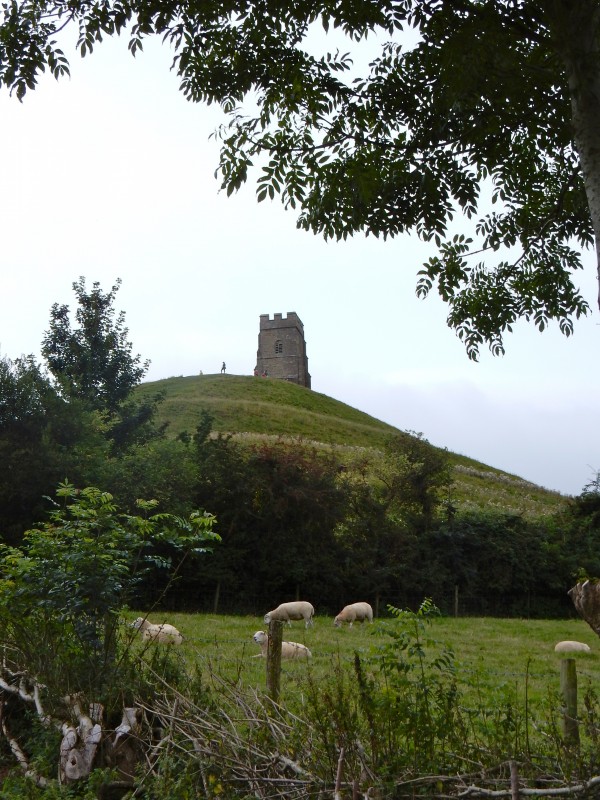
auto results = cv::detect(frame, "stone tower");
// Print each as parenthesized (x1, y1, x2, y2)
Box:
(256, 312, 311, 388)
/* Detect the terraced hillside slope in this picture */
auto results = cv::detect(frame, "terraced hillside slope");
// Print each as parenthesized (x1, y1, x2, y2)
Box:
(136, 373, 566, 518)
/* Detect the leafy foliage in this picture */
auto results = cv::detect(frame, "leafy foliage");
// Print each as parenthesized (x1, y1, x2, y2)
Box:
(0, 354, 110, 542)
(377, 431, 453, 532)
(1, 3, 595, 356)
(40, 277, 167, 454)
(42, 277, 148, 413)
(0, 361, 590, 617)
(188, 419, 349, 608)
(0, 482, 218, 699)
(215, 1, 594, 359)
(366, 599, 463, 775)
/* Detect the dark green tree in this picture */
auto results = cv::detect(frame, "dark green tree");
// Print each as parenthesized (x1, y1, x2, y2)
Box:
(191, 423, 261, 610)
(2, 2, 599, 356)
(378, 432, 453, 534)
(42, 276, 148, 412)
(103, 438, 198, 516)
(246, 439, 347, 604)
(0, 355, 109, 541)
(427, 511, 569, 616)
(551, 473, 600, 585)
(186, 419, 348, 610)
(41, 277, 164, 451)
(334, 474, 413, 612)
(334, 435, 452, 609)
(0, 353, 54, 434)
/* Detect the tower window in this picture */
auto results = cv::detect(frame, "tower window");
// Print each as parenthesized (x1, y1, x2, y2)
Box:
(275, 340, 283, 354)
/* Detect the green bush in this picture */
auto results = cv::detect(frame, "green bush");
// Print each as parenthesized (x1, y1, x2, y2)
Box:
(0, 483, 218, 790)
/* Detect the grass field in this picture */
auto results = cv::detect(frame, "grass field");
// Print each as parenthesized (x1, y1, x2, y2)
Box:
(116, 611, 600, 798)
(131, 611, 600, 711)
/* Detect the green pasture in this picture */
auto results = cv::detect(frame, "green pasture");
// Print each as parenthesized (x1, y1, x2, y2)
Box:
(129, 612, 600, 710)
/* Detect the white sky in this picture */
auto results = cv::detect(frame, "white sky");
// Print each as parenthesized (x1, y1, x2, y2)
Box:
(1, 32, 599, 498)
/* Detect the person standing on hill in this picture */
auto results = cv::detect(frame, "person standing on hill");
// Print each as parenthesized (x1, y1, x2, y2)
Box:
(221, 362, 226, 374)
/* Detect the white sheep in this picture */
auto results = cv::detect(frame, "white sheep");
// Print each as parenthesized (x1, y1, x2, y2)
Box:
(252, 630, 312, 660)
(264, 600, 315, 628)
(131, 617, 183, 645)
(334, 602, 373, 627)
(554, 640, 591, 654)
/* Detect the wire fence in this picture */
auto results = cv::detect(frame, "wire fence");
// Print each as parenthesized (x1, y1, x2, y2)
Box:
(174, 588, 578, 620)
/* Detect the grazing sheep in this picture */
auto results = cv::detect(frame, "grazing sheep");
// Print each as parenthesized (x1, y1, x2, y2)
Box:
(554, 640, 591, 654)
(252, 630, 312, 660)
(264, 600, 315, 628)
(131, 617, 183, 645)
(334, 602, 373, 627)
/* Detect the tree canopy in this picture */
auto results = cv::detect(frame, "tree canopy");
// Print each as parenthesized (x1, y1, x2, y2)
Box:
(0, 354, 110, 541)
(42, 276, 148, 412)
(1, 1, 599, 356)
(41, 277, 166, 451)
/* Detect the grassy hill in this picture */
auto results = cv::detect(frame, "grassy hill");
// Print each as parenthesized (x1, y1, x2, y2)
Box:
(136, 373, 567, 518)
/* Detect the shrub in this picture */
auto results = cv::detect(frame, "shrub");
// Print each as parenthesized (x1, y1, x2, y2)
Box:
(0, 483, 218, 787)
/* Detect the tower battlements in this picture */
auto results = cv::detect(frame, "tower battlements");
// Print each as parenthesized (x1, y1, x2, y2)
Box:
(259, 312, 305, 333)
(256, 312, 311, 388)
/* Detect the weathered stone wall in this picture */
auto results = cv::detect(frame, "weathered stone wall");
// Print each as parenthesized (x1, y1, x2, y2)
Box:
(256, 312, 311, 388)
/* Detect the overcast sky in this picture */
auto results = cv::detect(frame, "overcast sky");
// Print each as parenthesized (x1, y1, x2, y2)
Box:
(1, 32, 599, 498)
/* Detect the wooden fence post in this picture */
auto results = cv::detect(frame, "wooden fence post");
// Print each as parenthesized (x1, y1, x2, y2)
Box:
(560, 657, 579, 746)
(266, 620, 283, 702)
(509, 760, 519, 800)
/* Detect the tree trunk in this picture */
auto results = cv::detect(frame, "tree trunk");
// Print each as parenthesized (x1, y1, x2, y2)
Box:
(549, 0, 600, 306)
(568, 580, 600, 635)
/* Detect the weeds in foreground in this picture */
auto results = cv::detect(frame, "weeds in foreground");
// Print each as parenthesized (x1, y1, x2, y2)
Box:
(3, 601, 600, 798)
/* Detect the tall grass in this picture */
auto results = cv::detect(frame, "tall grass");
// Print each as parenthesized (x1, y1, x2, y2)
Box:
(119, 608, 600, 799)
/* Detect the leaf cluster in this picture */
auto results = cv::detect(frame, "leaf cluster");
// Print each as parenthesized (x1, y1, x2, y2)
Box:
(41, 277, 149, 414)
(1, 3, 597, 355)
(0, 481, 218, 699)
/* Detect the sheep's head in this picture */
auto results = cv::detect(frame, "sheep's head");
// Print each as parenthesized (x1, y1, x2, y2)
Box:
(131, 617, 145, 630)
(333, 616, 342, 627)
(253, 631, 268, 645)
(263, 612, 271, 624)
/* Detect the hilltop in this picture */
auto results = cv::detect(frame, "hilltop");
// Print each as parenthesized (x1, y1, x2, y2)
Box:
(136, 373, 566, 518)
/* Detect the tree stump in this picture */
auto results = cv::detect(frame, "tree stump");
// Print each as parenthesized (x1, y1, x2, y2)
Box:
(568, 580, 600, 635)
(108, 707, 142, 783)
(59, 696, 102, 784)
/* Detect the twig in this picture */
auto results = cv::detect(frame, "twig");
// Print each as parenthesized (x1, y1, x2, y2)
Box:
(334, 746, 345, 800)
(277, 753, 310, 777)
(457, 775, 600, 797)
(510, 761, 519, 800)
